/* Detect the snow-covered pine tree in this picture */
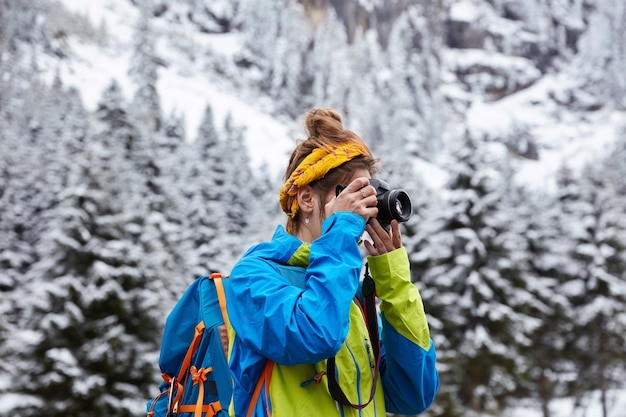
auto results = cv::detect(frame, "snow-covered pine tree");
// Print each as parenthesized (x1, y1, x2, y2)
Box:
(268, 1, 312, 116)
(550, 162, 626, 413)
(218, 113, 257, 270)
(95, 79, 187, 303)
(0, 73, 88, 334)
(499, 185, 567, 417)
(3, 76, 163, 416)
(309, 8, 351, 113)
(247, 160, 282, 242)
(343, 29, 387, 156)
(10, 166, 161, 417)
(128, 0, 162, 132)
(411, 133, 536, 414)
(384, 2, 443, 161)
(236, 0, 282, 92)
(158, 109, 187, 187)
(179, 103, 226, 277)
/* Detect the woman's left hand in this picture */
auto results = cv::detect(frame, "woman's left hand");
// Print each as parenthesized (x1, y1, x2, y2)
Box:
(364, 219, 402, 256)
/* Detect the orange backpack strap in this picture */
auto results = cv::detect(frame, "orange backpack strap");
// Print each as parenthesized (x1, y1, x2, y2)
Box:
(246, 360, 275, 417)
(178, 322, 206, 382)
(179, 366, 223, 417)
(211, 273, 230, 358)
(161, 321, 205, 414)
(211, 273, 230, 330)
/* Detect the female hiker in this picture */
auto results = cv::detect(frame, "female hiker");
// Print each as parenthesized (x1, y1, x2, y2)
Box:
(225, 108, 439, 416)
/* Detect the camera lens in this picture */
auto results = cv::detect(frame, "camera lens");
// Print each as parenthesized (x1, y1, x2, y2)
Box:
(386, 189, 412, 223)
(369, 179, 413, 228)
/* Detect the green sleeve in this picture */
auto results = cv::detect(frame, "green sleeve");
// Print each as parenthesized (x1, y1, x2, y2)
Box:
(367, 247, 431, 350)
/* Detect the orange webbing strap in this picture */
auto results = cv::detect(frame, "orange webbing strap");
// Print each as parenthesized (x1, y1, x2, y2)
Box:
(178, 322, 206, 383)
(211, 273, 230, 331)
(211, 273, 230, 359)
(188, 366, 223, 417)
(246, 360, 275, 417)
(177, 402, 222, 416)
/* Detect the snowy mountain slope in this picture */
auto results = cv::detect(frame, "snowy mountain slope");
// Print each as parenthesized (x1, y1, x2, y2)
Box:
(55, 0, 296, 178)
(465, 73, 622, 191)
(439, 0, 625, 190)
(52, 0, 625, 192)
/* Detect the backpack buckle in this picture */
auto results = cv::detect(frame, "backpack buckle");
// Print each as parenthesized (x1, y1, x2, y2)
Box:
(167, 376, 177, 417)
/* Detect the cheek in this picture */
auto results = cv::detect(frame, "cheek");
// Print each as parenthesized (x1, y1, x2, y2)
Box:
(320, 193, 335, 218)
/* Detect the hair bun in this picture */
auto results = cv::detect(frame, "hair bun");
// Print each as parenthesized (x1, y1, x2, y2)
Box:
(305, 108, 343, 139)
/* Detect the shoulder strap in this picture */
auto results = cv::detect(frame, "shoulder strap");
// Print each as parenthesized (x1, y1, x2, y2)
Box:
(210, 273, 230, 358)
(326, 263, 380, 409)
(246, 360, 275, 417)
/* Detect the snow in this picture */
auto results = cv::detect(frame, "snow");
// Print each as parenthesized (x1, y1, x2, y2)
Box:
(53, 0, 294, 177)
(55, 40, 134, 108)
(204, 33, 243, 60)
(465, 73, 623, 192)
(6, 1, 625, 416)
(450, 0, 481, 22)
(157, 67, 294, 176)
(510, 390, 626, 417)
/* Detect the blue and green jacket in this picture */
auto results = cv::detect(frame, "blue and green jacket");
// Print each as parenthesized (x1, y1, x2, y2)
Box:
(225, 212, 439, 416)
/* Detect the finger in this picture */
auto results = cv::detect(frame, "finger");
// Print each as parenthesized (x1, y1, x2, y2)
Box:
(360, 185, 376, 199)
(363, 239, 378, 256)
(376, 221, 396, 252)
(390, 220, 402, 249)
(366, 220, 394, 253)
(346, 177, 370, 193)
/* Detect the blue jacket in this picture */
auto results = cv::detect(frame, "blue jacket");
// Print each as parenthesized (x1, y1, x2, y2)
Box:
(225, 212, 439, 416)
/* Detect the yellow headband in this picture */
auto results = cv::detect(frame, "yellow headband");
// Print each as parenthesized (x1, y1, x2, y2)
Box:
(279, 141, 370, 222)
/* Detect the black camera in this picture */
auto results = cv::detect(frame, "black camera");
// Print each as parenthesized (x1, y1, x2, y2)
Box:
(335, 178, 412, 229)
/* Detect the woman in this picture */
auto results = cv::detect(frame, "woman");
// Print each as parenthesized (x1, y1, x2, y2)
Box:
(225, 108, 439, 416)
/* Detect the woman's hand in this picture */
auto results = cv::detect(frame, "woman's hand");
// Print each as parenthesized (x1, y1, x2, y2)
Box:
(364, 219, 402, 256)
(326, 177, 378, 223)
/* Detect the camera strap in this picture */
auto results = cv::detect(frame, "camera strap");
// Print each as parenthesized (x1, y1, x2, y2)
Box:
(326, 263, 381, 409)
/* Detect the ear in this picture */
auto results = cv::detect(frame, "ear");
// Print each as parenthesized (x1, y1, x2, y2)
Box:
(297, 185, 316, 215)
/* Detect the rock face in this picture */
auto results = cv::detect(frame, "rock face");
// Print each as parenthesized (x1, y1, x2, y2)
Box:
(298, 0, 590, 71)
(299, 0, 416, 46)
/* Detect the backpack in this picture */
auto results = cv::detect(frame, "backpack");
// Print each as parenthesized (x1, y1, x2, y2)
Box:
(146, 266, 379, 417)
(146, 273, 237, 417)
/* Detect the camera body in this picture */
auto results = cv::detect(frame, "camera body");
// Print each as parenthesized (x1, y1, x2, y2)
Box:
(335, 178, 412, 229)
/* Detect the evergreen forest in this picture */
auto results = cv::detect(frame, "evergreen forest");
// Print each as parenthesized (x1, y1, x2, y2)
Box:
(1, 0, 625, 416)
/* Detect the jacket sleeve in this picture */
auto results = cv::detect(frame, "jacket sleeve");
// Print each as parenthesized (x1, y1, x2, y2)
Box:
(226, 212, 366, 366)
(368, 247, 440, 415)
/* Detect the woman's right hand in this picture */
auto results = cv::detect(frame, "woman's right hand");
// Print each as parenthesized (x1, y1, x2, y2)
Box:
(326, 177, 378, 223)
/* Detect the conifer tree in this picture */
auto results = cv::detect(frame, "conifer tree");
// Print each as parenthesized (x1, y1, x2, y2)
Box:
(237, 0, 282, 91)
(11, 174, 160, 417)
(385, 3, 443, 160)
(309, 9, 351, 113)
(0, 75, 87, 328)
(128, 0, 162, 131)
(4, 78, 165, 416)
(411, 134, 536, 414)
(178, 103, 225, 276)
(218, 113, 257, 270)
(247, 161, 282, 241)
(268, 1, 312, 116)
(158, 109, 187, 186)
(504, 185, 569, 417)
(344, 30, 387, 157)
(550, 162, 626, 413)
